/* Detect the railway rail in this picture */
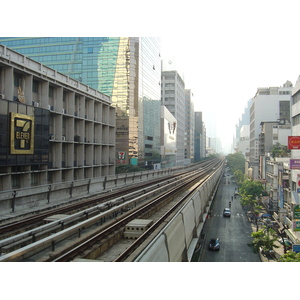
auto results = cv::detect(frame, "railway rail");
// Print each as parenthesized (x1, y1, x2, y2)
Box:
(0, 157, 225, 262)
(0, 162, 205, 237)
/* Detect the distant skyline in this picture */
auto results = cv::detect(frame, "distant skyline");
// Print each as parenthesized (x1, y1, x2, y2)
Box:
(158, 1, 300, 154)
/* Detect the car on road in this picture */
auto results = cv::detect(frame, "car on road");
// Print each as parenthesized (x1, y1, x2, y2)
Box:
(223, 208, 231, 217)
(208, 238, 220, 251)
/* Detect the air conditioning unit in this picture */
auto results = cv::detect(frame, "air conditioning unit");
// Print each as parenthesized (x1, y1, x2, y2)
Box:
(50, 135, 55, 140)
(32, 101, 39, 107)
(62, 136, 66, 141)
(62, 108, 66, 114)
(48, 105, 54, 111)
(0, 93, 5, 99)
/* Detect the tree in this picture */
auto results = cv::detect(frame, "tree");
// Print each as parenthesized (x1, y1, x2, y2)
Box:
(226, 152, 246, 174)
(233, 169, 247, 185)
(239, 179, 264, 208)
(239, 179, 264, 231)
(248, 226, 279, 257)
(116, 164, 145, 174)
(270, 143, 291, 158)
(278, 251, 300, 262)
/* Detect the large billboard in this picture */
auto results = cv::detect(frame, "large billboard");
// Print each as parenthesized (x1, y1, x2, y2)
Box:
(163, 117, 177, 155)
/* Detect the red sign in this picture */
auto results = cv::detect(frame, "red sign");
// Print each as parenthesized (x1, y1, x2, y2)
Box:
(118, 151, 125, 159)
(288, 136, 300, 149)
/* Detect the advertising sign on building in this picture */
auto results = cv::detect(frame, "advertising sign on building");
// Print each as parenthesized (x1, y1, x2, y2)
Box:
(290, 159, 300, 169)
(292, 245, 300, 253)
(293, 220, 300, 231)
(288, 136, 300, 149)
(10, 112, 34, 154)
(163, 117, 177, 155)
(294, 205, 300, 219)
(118, 151, 125, 160)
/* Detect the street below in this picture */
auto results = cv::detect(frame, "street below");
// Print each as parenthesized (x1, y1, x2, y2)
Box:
(200, 174, 261, 262)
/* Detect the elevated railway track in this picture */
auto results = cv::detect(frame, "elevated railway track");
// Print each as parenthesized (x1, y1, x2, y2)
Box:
(0, 157, 225, 262)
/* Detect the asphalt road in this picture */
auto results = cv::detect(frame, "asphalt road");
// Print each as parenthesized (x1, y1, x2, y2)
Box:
(200, 175, 261, 262)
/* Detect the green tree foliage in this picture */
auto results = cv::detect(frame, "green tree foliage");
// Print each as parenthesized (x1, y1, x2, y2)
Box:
(116, 165, 145, 174)
(278, 251, 300, 262)
(226, 152, 246, 174)
(271, 143, 291, 158)
(248, 227, 279, 254)
(233, 170, 246, 184)
(239, 179, 264, 209)
(239, 179, 264, 231)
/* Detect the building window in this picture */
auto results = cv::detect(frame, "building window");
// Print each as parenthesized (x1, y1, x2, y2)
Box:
(292, 91, 300, 105)
(292, 114, 300, 126)
(12, 175, 20, 188)
(33, 80, 39, 93)
(14, 73, 22, 87)
(49, 86, 54, 98)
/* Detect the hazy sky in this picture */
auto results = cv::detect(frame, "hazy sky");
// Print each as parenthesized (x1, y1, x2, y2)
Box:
(158, 0, 300, 153)
(6, 0, 300, 154)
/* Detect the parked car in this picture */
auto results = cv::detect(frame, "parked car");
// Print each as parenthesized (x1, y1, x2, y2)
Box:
(208, 238, 220, 251)
(223, 208, 231, 217)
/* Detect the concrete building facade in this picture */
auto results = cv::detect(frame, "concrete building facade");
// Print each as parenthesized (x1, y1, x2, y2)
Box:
(249, 81, 292, 179)
(0, 37, 162, 169)
(184, 89, 194, 165)
(194, 111, 206, 161)
(0, 45, 115, 194)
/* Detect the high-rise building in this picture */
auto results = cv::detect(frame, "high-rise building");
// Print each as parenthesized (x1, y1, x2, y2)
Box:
(194, 111, 206, 161)
(0, 37, 162, 168)
(184, 89, 194, 165)
(161, 70, 185, 166)
(235, 99, 251, 153)
(249, 81, 292, 178)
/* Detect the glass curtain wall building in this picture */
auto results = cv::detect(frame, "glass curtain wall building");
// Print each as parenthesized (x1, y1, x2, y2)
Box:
(0, 37, 161, 168)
